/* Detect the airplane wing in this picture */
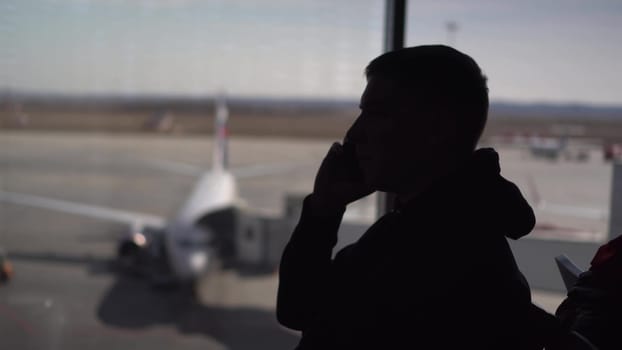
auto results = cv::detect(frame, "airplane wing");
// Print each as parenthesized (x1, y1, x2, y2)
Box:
(135, 157, 308, 179)
(132, 157, 204, 176)
(0, 191, 166, 228)
(230, 162, 309, 179)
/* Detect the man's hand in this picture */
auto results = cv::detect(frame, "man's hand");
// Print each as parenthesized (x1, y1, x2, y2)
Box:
(311, 142, 374, 211)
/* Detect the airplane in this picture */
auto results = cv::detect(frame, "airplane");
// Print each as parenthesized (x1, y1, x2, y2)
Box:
(525, 134, 590, 162)
(528, 135, 567, 161)
(0, 96, 301, 287)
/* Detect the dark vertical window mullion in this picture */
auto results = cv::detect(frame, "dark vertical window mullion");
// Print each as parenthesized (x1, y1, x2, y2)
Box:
(378, 0, 407, 216)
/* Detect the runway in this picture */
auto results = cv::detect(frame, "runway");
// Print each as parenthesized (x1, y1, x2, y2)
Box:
(0, 131, 313, 350)
(0, 131, 612, 349)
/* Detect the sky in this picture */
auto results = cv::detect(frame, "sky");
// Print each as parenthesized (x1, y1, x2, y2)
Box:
(1, 0, 621, 105)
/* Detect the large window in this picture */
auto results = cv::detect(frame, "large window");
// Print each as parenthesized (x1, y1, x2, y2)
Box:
(407, 0, 622, 243)
(2, 1, 622, 348)
(1, 1, 383, 349)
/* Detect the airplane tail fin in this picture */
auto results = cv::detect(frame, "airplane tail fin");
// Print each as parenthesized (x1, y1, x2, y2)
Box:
(212, 94, 229, 171)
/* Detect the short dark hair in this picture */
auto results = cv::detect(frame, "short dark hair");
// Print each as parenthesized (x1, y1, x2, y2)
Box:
(365, 45, 488, 152)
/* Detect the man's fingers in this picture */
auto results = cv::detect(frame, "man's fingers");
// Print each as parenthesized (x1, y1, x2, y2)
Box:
(320, 142, 343, 173)
(328, 142, 343, 156)
(315, 141, 373, 206)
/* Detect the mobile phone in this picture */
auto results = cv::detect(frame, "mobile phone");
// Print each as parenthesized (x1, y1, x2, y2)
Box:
(342, 139, 364, 182)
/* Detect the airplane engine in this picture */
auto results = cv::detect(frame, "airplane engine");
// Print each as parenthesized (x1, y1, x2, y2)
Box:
(117, 225, 164, 275)
(118, 232, 147, 257)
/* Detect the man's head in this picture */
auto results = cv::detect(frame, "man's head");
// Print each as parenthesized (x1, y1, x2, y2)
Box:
(346, 45, 488, 194)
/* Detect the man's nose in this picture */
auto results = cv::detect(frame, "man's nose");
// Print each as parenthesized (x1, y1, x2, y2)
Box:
(344, 115, 366, 144)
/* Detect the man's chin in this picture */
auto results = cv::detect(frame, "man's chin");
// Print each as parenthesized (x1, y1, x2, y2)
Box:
(365, 176, 394, 193)
(361, 167, 399, 192)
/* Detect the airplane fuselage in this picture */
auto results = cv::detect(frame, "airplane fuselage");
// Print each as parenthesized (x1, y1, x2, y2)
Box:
(165, 170, 238, 281)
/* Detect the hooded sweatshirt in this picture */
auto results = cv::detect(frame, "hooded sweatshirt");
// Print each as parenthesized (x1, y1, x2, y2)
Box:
(277, 148, 538, 349)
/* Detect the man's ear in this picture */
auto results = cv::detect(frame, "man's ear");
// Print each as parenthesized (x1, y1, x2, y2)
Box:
(429, 111, 457, 147)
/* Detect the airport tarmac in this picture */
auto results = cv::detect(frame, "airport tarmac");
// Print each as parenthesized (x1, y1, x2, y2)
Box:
(0, 131, 611, 349)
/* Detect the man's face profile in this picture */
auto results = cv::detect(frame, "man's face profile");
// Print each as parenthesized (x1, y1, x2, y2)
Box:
(347, 75, 456, 194)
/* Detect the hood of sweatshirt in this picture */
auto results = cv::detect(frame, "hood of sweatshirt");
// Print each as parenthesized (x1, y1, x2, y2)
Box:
(398, 148, 535, 240)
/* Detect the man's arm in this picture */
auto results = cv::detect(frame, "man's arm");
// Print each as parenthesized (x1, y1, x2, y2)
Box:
(276, 142, 373, 331)
(276, 194, 345, 330)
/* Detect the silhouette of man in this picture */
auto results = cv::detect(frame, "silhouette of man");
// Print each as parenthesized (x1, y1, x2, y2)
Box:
(277, 46, 540, 349)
